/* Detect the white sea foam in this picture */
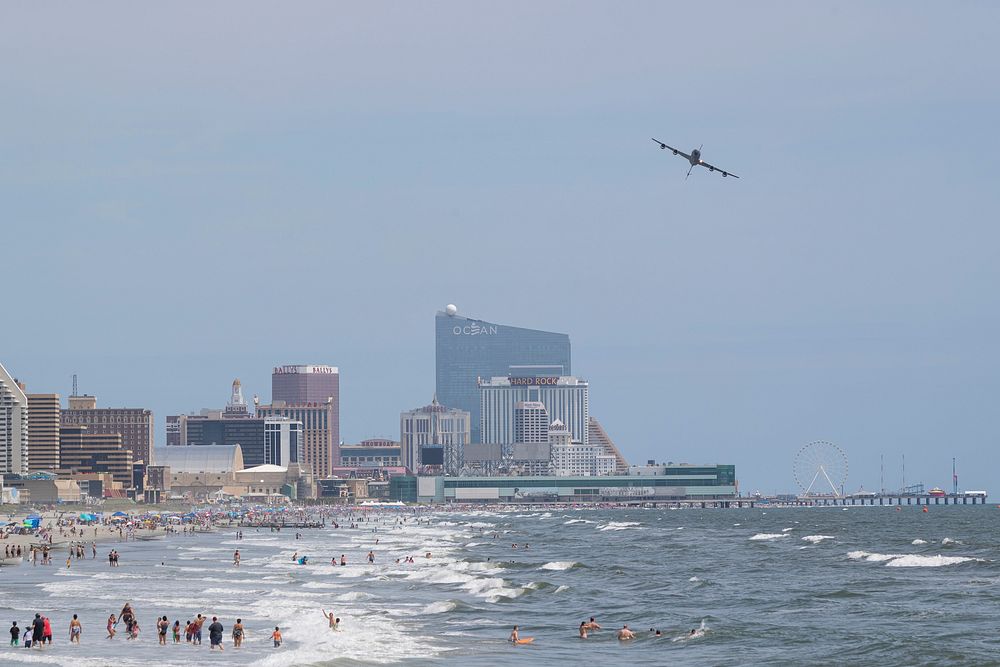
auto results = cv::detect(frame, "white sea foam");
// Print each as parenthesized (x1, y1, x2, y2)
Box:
(801, 535, 834, 544)
(301, 581, 345, 590)
(847, 550, 900, 562)
(749, 533, 789, 541)
(782, 527, 794, 532)
(597, 521, 643, 531)
(563, 519, 595, 525)
(247, 606, 442, 666)
(912, 539, 928, 545)
(888, 554, 981, 567)
(688, 576, 700, 582)
(848, 550, 983, 567)
(554, 585, 570, 593)
(942, 537, 960, 545)
(540, 561, 579, 571)
(423, 600, 458, 614)
(336, 591, 374, 601)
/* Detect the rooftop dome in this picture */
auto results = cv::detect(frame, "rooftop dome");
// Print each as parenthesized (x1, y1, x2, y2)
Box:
(153, 445, 244, 473)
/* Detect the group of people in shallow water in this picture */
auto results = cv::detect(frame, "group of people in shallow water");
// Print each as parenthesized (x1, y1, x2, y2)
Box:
(509, 616, 705, 645)
(9, 613, 85, 648)
(11, 602, 289, 651)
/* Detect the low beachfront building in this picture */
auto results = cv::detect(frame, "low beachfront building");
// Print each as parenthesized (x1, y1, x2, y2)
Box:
(154, 444, 246, 500)
(3, 475, 82, 503)
(234, 463, 316, 500)
(390, 464, 737, 504)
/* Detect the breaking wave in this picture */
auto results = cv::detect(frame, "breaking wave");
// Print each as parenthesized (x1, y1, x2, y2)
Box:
(847, 551, 984, 567)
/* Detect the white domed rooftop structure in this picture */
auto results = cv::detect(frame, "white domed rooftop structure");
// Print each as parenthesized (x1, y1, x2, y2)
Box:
(154, 444, 244, 473)
(445, 304, 458, 316)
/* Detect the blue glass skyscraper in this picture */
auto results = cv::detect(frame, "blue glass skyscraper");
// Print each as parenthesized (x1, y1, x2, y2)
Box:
(435, 308, 571, 443)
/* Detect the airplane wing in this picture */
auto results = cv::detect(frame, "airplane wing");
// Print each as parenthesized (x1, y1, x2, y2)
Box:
(650, 138, 691, 161)
(697, 160, 740, 179)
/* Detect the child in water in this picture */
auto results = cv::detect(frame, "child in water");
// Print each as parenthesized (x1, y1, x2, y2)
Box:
(271, 626, 282, 647)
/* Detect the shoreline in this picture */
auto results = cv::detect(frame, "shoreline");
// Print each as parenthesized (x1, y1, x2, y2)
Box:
(1, 511, 214, 563)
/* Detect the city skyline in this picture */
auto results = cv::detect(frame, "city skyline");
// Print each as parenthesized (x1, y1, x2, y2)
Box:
(3, 4, 998, 493)
(3, 293, 990, 495)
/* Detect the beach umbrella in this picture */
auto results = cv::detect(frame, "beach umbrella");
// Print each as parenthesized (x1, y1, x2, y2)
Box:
(112, 511, 128, 517)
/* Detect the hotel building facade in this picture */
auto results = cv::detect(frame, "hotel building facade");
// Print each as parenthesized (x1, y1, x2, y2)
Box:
(0, 362, 29, 475)
(61, 395, 154, 465)
(435, 308, 570, 443)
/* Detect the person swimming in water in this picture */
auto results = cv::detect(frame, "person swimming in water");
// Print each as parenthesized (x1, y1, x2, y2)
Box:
(584, 617, 601, 631)
(579, 622, 588, 639)
(509, 625, 534, 644)
(617, 625, 635, 641)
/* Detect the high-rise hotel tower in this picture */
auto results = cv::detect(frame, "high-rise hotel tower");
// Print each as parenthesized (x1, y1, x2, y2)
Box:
(256, 365, 340, 477)
(0, 362, 29, 475)
(435, 306, 570, 443)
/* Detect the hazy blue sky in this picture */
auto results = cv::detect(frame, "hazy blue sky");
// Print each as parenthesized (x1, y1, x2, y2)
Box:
(2, 3, 998, 493)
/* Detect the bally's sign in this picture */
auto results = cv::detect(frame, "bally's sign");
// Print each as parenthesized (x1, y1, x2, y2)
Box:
(273, 365, 337, 375)
(452, 323, 498, 336)
(509, 376, 560, 386)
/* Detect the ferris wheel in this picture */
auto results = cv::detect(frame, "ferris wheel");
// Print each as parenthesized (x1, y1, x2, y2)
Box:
(793, 441, 848, 497)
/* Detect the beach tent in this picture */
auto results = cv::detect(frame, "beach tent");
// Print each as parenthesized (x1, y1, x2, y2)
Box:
(111, 511, 128, 517)
(22, 518, 40, 528)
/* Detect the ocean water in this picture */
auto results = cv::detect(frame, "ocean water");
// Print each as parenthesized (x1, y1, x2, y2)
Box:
(2, 505, 999, 666)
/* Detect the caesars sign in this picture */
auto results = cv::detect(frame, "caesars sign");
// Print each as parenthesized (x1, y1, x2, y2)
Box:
(509, 376, 560, 386)
(452, 322, 498, 336)
(273, 365, 337, 375)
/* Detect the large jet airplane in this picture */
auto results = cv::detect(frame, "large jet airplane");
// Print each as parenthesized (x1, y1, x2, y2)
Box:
(651, 138, 740, 179)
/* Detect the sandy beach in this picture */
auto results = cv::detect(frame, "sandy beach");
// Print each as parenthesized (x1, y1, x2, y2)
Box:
(1, 510, 192, 564)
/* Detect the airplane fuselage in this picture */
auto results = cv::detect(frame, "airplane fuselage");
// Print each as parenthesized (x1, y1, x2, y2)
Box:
(651, 137, 739, 178)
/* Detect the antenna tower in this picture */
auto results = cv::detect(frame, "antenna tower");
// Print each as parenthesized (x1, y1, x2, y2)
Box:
(72, 374, 78, 397)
